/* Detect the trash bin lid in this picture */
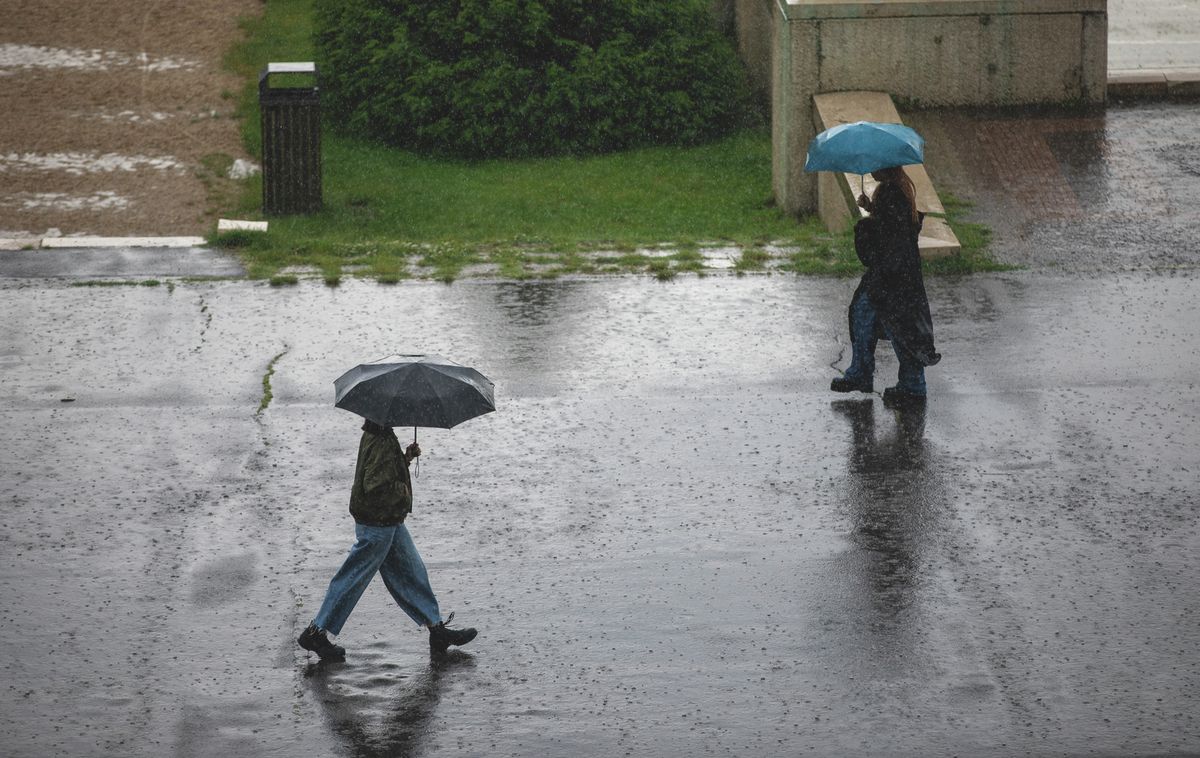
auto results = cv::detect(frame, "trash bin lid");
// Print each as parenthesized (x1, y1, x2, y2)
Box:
(259, 61, 319, 98)
(265, 62, 316, 75)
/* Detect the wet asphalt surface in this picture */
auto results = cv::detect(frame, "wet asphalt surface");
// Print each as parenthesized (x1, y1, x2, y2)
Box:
(2, 102, 1200, 757)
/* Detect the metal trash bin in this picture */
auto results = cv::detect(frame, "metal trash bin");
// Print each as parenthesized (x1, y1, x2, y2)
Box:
(259, 62, 322, 215)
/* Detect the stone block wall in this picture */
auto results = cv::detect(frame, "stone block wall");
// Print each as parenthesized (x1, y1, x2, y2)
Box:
(767, 0, 1108, 214)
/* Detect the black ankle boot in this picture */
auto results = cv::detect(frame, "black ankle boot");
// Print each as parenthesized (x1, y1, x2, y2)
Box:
(831, 376, 873, 393)
(429, 613, 477, 655)
(298, 623, 346, 660)
(882, 386, 927, 408)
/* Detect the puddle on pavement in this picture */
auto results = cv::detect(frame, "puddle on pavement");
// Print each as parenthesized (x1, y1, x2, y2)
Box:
(1044, 128, 1115, 212)
(1155, 141, 1200, 177)
(699, 247, 738, 269)
(190, 553, 260, 607)
(70, 109, 175, 124)
(0, 43, 198, 73)
(4, 191, 131, 211)
(1, 152, 186, 175)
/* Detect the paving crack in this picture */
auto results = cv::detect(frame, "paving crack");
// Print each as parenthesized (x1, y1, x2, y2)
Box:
(256, 347, 288, 419)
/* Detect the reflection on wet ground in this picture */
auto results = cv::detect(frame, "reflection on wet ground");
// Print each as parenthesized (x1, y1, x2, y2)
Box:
(834, 399, 934, 624)
(305, 652, 473, 758)
(1043, 129, 1111, 212)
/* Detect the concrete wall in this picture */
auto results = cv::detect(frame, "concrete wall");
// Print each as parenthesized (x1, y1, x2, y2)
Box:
(734, 0, 776, 104)
(767, 0, 1108, 214)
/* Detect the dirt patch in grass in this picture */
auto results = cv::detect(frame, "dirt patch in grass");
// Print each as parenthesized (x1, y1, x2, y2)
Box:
(0, 0, 261, 237)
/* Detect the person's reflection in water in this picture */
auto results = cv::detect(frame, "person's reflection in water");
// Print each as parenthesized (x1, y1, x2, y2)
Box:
(499, 280, 566, 328)
(304, 652, 474, 758)
(831, 398, 940, 673)
(474, 280, 588, 383)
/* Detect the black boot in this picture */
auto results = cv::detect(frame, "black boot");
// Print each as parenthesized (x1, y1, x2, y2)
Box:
(429, 612, 477, 655)
(831, 375, 873, 394)
(882, 386, 927, 409)
(298, 623, 346, 660)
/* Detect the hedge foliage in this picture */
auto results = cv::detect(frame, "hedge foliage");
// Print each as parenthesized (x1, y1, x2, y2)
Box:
(313, 0, 752, 158)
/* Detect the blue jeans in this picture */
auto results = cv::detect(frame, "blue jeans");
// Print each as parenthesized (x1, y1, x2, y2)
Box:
(846, 290, 926, 395)
(313, 522, 441, 635)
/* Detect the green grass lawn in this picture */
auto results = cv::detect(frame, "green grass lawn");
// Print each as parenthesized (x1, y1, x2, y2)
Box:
(216, 0, 1000, 282)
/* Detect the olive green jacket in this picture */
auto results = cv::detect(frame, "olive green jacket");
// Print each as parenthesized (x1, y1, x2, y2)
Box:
(348, 422, 413, 526)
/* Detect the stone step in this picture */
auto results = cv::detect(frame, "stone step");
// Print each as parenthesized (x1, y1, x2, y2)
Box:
(1107, 69, 1200, 100)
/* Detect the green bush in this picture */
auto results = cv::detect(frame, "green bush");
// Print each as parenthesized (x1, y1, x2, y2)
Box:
(314, 0, 752, 158)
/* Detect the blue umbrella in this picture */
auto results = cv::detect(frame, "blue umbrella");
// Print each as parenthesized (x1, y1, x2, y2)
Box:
(803, 121, 925, 176)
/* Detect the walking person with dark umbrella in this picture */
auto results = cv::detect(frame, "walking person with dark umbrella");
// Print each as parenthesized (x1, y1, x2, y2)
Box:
(298, 355, 495, 660)
(298, 420, 477, 660)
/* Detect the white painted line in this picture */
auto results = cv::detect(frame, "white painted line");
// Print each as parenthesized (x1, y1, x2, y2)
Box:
(39, 236, 206, 248)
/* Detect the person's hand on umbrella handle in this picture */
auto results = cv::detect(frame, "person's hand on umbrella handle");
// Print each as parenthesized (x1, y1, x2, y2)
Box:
(857, 193, 872, 212)
(406, 442, 421, 460)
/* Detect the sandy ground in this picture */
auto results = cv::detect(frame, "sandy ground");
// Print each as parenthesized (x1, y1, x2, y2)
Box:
(0, 0, 260, 237)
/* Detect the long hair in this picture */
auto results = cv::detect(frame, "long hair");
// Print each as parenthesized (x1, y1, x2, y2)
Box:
(871, 166, 919, 227)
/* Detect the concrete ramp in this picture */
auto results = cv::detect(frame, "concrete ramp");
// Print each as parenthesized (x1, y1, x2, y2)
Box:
(812, 91, 960, 259)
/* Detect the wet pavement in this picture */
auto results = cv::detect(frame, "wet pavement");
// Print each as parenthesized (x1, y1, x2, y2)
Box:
(2, 262, 1199, 756)
(0, 246, 243, 278)
(909, 101, 1200, 272)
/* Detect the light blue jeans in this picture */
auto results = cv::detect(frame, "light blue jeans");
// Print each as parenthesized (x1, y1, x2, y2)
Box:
(313, 522, 441, 635)
(846, 290, 927, 395)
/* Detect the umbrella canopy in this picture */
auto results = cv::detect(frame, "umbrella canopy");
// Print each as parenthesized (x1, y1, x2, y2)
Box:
(803, 120, 925, 175)
(334, 354, 495, 429)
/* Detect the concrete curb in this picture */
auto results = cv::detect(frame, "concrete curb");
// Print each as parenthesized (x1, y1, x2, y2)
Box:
(0, 236, 206, 251)
(1108, 69, 1200, 100)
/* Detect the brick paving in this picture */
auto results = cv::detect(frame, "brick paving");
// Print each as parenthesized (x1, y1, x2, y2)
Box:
(909, 101, 1200, 270)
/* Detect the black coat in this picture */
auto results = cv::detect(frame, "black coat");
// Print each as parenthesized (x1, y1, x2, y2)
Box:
(851, 182, 941, 367)
(349, 421, 413, 526)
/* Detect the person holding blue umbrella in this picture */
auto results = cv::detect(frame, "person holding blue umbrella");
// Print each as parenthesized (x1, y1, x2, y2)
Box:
(805, 121, 941, 406)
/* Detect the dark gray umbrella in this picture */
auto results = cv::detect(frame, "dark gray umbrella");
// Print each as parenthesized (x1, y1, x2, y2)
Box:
(334, 354, 495, 432)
